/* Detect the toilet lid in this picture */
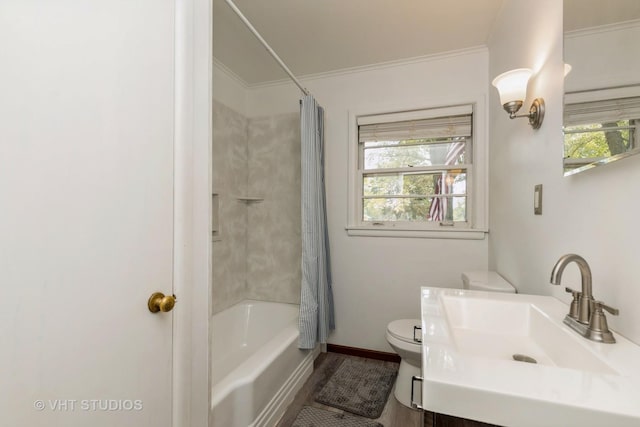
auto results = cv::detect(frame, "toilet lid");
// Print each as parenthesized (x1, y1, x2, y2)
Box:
(387, 319, 422, 343)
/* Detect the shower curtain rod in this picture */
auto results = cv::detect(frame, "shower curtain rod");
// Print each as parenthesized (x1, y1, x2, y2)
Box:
(224, 0, 310, 96)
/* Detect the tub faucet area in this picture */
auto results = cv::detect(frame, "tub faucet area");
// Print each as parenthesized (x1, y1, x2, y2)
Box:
(550, 254, 619, 343)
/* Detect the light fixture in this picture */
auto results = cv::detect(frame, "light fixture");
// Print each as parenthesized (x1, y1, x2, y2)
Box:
(491, 68, 545, 129)
(564, 63, 572, 77)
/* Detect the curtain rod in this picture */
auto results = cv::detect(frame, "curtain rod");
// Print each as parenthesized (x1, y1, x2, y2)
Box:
(223, 0, 310, 96)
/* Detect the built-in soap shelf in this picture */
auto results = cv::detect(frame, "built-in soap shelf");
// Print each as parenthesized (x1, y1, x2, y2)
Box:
(212, 194, 264, 242)
(236, 197, 264, 203)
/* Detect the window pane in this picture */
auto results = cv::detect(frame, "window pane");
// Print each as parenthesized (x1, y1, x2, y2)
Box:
(450, 196, 467, 222)
(564, 120, 633, 159)
(363, 172, 466, 197)
(363, 197, 433, 221)
(363, 139, 466, 170)
(364, 173, 435, 196)
(444, 171, 466, 195)
(363, 196, 466, 222)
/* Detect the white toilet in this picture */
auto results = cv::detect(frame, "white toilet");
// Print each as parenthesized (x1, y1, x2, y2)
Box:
(461, 270, 516, 294)
(386, 271, 515, 408)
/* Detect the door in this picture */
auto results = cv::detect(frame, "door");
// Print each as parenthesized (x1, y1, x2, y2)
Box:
(1, 1, 176, 426)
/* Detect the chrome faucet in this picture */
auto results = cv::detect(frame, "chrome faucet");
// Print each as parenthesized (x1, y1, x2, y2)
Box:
(550, 254, 619, 344)
(550, 254, 593, 324)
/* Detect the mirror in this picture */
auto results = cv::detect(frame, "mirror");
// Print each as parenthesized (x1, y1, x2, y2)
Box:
(563, 1, 640, 176)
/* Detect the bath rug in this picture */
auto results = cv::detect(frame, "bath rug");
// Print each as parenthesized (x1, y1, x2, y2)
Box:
(292, 406, 384, 427)
(315, 358, 398, 419)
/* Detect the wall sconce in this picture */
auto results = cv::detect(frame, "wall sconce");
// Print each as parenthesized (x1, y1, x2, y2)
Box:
(491, 68, 545, 129)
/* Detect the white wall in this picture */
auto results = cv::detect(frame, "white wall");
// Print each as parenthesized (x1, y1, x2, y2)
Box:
(488, 1, 640, 345)
(213, 60, 248, 116)
(564, 20, 640, 92)
(248, 50, 490, 352)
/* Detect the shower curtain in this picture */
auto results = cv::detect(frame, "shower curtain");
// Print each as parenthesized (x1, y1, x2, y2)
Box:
(298, 95, 335, 350)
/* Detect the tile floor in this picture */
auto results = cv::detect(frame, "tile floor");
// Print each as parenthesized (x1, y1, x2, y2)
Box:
(276, 351, 500, 427)
(277, 352, 422, 427)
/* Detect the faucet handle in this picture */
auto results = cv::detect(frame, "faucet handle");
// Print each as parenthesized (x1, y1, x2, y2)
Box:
(586, 300, 619, 344)
(594, 300, 619, 316)
(565, 287, 581, 319)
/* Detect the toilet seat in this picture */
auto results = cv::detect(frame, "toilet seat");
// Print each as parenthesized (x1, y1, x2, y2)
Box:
(387, 319, 421, 344)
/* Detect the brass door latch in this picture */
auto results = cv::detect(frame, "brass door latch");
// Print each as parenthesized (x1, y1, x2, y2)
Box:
(148, 292, 177, 313)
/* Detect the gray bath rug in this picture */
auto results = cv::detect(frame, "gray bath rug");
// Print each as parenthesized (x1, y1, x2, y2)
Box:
(292, 406, 383, 427)
(315, 358, 398, 419)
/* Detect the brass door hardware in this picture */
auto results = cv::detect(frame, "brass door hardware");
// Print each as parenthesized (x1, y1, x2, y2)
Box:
(148, 292, 177, 313)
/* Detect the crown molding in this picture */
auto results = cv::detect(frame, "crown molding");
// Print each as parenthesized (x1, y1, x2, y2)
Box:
(565, 18, 640, 39)
(212, 57, 249, 89)
(247, 45, 489, 91)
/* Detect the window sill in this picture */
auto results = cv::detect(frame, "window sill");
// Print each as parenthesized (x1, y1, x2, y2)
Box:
(345, 225, 487, 240)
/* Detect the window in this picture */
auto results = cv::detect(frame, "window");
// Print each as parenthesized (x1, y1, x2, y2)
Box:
(347, 103, 487, 238)
(564, 95, 640, 173)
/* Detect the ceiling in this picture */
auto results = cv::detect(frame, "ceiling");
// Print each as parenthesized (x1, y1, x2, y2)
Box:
(564, 0, 640, 32)
(213, 0, 504, 85)
(213, 0, 640, 86)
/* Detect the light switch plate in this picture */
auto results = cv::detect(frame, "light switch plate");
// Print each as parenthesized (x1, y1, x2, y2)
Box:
(534, 184, 543, 215)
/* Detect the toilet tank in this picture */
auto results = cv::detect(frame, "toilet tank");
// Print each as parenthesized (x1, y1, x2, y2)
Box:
(461, 271, 516, 293)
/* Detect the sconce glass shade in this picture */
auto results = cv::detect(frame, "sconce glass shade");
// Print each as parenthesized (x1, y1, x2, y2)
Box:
(564, 63, 572, 77)
(491, 68, 533, 105)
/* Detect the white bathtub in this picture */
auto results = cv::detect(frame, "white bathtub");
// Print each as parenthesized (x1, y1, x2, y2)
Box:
(210, 300, 317, 427)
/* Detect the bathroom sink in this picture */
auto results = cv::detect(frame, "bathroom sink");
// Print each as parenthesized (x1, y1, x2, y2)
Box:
(420, 287, 640, 427)
(440, 295, 617, 374)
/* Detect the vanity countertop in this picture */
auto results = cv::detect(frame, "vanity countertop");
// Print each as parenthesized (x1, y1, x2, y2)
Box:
(420, 286, 640, 427)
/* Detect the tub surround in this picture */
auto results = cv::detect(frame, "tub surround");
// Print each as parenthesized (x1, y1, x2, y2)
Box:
(247, 113, 301, 305)
(212, 100, 249, 313)
(212, 99, 301, 313)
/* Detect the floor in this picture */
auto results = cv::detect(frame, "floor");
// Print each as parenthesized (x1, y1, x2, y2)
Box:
(277, 351, 500, 427)
(277, 352, 423, 427)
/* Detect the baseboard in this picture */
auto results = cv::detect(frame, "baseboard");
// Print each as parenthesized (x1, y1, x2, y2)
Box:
(326, 344, 401, 363)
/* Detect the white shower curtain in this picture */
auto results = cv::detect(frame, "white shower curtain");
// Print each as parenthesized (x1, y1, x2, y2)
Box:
(298, 95, 335, 350)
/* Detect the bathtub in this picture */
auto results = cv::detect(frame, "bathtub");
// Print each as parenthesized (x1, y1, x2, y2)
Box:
(210, 300, 318, 427)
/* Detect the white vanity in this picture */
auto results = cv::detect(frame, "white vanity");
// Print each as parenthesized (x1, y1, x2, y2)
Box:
(419, 286, 640, 427)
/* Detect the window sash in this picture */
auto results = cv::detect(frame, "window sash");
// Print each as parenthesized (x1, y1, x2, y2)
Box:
(362, 196, 468, 224)
(361, 138, 468, 172)
(358, 147, 472, 226)
(362, 194, 468, 199)
(360, 172, 469, 222)
(361, 164, 469, 175)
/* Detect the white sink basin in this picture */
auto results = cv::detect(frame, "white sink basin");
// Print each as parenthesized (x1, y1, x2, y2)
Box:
(440, 295, 617, 375)
(421, 287, 640, 427)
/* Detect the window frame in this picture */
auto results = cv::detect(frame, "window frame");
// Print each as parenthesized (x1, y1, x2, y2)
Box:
(346, 96, 488, 239)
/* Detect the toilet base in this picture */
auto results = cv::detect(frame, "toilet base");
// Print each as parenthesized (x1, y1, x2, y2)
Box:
(394, 359, 421, 409)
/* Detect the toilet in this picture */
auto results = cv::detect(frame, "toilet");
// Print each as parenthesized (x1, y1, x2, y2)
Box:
(386, 271, 515, 408)
(461, 270, 516, 294)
